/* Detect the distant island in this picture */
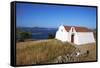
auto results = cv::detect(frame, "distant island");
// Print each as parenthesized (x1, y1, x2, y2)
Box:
(16, 27, 57, 41)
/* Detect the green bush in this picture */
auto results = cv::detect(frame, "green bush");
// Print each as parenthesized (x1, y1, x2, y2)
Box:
(48, 33, 55, 39)
(17, 30, 31, 42)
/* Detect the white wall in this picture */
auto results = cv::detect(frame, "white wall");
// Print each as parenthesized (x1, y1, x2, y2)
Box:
(67, 27, 78, 44)
(55, 25, 68, 41)
(0, 0, 99, 68)
(77, 32, 95, 45)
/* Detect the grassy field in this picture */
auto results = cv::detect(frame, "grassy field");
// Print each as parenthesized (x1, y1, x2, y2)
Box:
(77, 43, 96, 61)
(16, 39, 96, 65)
(16, 39, 76, 65)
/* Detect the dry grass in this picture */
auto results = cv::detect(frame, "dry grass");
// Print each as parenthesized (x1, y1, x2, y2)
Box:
(16, 39, 76, 65)
(16, 39, 97, 65)
(77, 43, 97, 61)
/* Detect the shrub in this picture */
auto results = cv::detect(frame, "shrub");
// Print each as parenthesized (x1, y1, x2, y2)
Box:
(16, 30, 31, 42)
(48, 33, 55, 39)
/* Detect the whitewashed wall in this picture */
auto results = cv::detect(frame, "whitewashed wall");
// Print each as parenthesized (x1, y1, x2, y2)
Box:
(76, 32, 95, 45)
(67, 27, 78, 44)
(55, 26, 95, 45)
(67, 32, 79, 44)
(55, 25, 68, 41)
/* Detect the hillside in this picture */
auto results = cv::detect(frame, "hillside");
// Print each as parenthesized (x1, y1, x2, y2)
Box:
(16, 27, 57, 40)
(76, 43, 96, 61)
(16, 39, 96, 65)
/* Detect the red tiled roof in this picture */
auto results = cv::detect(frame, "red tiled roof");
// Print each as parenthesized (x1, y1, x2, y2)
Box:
(64, 26, 92, 32)
(64, 26, 71, 32)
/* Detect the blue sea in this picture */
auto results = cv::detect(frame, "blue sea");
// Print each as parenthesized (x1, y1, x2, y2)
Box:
(31, 29, 57, 39)
(16, 27, 57, 40)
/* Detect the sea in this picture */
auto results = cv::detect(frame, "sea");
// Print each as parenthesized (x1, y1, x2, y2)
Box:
(16, 27, 57, 40)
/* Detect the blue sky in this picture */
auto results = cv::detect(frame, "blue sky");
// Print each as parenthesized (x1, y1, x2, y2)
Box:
(16, 3, 96, 29)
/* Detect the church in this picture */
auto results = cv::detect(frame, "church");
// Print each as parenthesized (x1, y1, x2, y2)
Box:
(55, 25, 95, 45)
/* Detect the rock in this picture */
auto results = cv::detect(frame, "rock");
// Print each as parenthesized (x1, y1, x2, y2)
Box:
(53, 55, 67, 63)
(50, 48, 89, 63)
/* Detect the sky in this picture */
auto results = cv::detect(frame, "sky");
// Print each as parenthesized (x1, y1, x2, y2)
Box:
(16, 3, 97, 29)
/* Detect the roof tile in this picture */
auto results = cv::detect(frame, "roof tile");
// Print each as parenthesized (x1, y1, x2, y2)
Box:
(64, 26, 92, 32)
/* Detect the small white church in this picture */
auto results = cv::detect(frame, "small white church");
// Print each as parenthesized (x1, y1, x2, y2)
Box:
(55, 25, 95, 45)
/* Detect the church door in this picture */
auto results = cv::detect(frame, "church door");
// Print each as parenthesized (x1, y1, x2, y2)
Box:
(71, 34, 74, 43)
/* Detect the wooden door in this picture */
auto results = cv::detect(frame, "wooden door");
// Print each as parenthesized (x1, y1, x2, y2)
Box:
(71, 34, 74, 43)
